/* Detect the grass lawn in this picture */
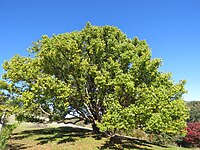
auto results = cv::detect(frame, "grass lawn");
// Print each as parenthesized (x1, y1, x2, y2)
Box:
(7, 122, 195, 150)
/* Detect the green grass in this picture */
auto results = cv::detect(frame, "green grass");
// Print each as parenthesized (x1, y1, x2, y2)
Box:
(7, 122, 196, 150)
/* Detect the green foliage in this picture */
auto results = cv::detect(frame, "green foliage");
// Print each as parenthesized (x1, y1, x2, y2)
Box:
(1, 23, 189, 135)
(15, 113, 45, 123)
(116, 128, 148, 140)
(0, 124, 16, 149)
(149, 133, 184, 146)
(186, 101, 200, 122)
(0, 80, 17, 126)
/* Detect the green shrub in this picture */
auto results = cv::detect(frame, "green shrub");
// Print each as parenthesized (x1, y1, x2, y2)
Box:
(148, 133, 184, 146)
(0, 124, 16, 150)
(114, 128, 148, 141)
(125, 129, 148, 140)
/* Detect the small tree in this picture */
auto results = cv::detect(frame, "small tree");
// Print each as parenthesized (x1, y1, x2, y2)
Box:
(1, 23, 189, 134)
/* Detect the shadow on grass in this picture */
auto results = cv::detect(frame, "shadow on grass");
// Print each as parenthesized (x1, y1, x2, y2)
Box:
(10, 125, 169, 150)
(11, 126, 92, 145)
(99, 135, 168, 150)
(8, 143, 32, 150)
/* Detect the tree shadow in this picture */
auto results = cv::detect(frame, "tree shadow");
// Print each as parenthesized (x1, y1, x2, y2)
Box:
(8, 143, 32, 150)
(10, 125, 169, 149)
(99, 135, 168, 150)
(11, 126, 92, 145)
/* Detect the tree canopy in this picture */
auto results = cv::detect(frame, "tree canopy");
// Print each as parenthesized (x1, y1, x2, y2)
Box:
(1, 23, 189, 134)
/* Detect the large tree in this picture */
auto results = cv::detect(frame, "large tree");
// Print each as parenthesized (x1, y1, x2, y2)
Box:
(1, 23, 189, 134)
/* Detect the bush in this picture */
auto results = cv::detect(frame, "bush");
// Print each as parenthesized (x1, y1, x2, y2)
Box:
(0, 124, 16, 149)
(117, 129, 182, 146)
(183, 122, 200, 147)
(124, 129, 148, 140)
(148, 133, 183, 146)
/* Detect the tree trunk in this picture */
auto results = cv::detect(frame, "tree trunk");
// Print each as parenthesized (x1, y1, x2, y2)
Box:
(92, 122, 100, 134)
(0, 124, 2, 132)
(0, 111, 6, 132)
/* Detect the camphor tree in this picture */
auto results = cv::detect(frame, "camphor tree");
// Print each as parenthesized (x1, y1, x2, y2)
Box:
(1, 23, 189, 134)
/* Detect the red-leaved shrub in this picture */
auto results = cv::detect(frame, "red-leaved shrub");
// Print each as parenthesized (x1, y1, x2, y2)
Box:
(183, 122, 200, 147)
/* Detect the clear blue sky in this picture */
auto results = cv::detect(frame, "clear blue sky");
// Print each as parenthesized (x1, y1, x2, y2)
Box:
(0, 0, 199, 101)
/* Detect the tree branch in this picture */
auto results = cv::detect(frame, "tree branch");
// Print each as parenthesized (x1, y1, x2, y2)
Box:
(83, 102, 95, 120)
(0, 111, 6, 125)
(64, 117, 84, 124)
(39, 105, 51, 116)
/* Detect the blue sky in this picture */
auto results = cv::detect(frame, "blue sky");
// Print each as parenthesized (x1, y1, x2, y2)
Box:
(0, 0, 199, 101)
